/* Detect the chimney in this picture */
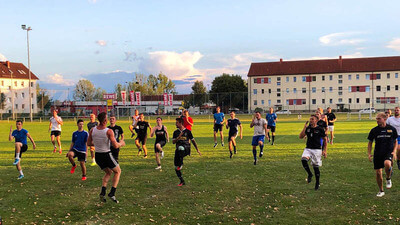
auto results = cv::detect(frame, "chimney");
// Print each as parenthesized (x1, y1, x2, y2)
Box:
(338, 56, 343, 69)
(280, 58, 283, 64)
(6, 61, 10, 69)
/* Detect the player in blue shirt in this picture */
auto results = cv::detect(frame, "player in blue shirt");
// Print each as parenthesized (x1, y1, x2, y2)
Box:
(266, 108, 278, 145)
(9, 120, 36, 179)
(213, 106, 225, 148)
(67, 119, 89, 180)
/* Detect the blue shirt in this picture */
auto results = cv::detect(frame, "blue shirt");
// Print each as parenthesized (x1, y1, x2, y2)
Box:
(266, 113, 277, 126)
(214, 112, 225, 124)
(12, 129, 28, 145)
(72, 130, 89, 152)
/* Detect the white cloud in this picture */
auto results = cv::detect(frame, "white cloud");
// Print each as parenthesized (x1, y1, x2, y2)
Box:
(289, 52, 364, 61)
(95, 40, 107, 47)
(319, 32, 365, 46)
(88, 0, 98, 4)
(386, 38, 400, 51)
(0, 53, 7, 61)
(45, 73, 75, 86)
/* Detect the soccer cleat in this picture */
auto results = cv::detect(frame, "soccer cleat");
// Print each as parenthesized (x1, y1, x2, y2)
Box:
(137, 149, 142, 156)
(178, 181, 185, 186)
(271, 142, 274, 146)
(13, 158, 20, 165)
(376, 191, 385, 197)
(81, 176, 87, 181)
(315, 183, 320, 190)
(230, 151, 233, 159)
(254, 160, 257, 165)
(53, 147, 57, 153)
(386, 179, 392, 189)
(99, 194, 106, 202)
(155, 166, 162, 170)
(307, 174, 313, 183)
(91, 162, 97, 166)
(161, 151, 164, 159)
(108, 195, 119, 203)
(259, 151, 263, 158)
(144, 155, 148, 159)
(59, 149, 62, 154)
(17, 174, 24, 180)
(221, 142, 224, 147)
(213, 143, 218, 148)
(70, 165, 77, 174)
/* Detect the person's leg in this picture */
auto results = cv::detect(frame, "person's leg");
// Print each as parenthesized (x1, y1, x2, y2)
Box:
(213, 130, 217, 146)
(135, 139, 142, 154)
(174, 151, 185, 185)
(16, 160, 24, 178)
(155, 143, 161, 167)
(109, 165, 121, 197)
(330, 130, 334, 144)
(51, 135, 56, 152)
(90, 147, 96, 164)
(258, 140, 264, 157)
(271, 130, 275, 145)
(13, 143, 22, 165)
(220, 130, 224, 146)
(376, 169, 384, 192)
(228, 139, 233, 157)
(142, 145, 148, 158)
(397, 144, 400, 170)
(232, 136, 237, 154)
(252, 145, 257, 164)
(67, 151, 76, 166)
(80, 161, 86, 178)
(301, 156, 313, 182)
(99, 168, 112, 201)
(313, 166, 320, 190)
(56, 135, 62, 153)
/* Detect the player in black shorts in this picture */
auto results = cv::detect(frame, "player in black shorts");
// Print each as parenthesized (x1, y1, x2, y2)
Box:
(133, 113, 152, 158)
(173, 117, 201, 186)
(225, 111, 242, 158)
(316, 111, 328, 149)
(150, 117, 170, 170)
(368, 112, 398, 197)
(108, 114, 124, 162)
(325, 107, 337, 144)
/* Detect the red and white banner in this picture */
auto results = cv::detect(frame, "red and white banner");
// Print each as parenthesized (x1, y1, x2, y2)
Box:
(168, 93, 173, 106)
(135, 92, 141, 105)
(163, 93, 168, 106)
(103, 93, 116, 100)
(130, 91, 135, 105)
(121, 91, 126, 105)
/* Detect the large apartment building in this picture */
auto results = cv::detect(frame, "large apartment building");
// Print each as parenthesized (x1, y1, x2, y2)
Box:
(0, 61, 39, 113)
(247, 56, 400, 112)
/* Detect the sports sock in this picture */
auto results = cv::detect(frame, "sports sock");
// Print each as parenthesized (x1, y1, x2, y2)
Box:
(301, 159, 312, 176)
(19, 170, 23, 176)
(252, 149, 257, 161)
(259, 144, 264, 153)
(233, 145, 236, 152)
(72, 162, 76, 167)
(272, 135, 275, 143)
(108, 187, 117, 197)
(175, 169, 184, 182)
(267, 132, 270, 140)
(100, 186, 106, 196)
(313, 166, 320, 186)
(15, 153, 20, 159)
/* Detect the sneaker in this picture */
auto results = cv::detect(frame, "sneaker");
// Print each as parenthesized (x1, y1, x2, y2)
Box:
(17, 174, 24, 180)
(315, 183, 320, 190)
(230, 151, 233, 159)
(137, 149, 142, 156)
(271, 142, 274, 146)
(99, 194, 106, 202)
(91, 162, 97, 166)
(53, 147, 57, 153)
(108, 195, 119, 203)
(221, 142, 224, 147)
(259, 151, 263, 158)
(176, 166, 182, 171)
(386, 179, 392, 189)
(234, 148, 237, 154)
(307, 174, 313, 183)
(70, 165, 77, 174)
(213, 143, 218, 148)
(144, 155, 148, 159)
(59, 149, 62, 154)
(13, 158, 20, 165)
(161, 151, 164, 159)
(376, 191, 385, 197)
(178, 181, 185, 186)
(81, 176, 87, 181)
(155, 166, 162, 170)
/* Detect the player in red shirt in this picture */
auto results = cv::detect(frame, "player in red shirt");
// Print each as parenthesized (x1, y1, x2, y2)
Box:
(181, 110, 194, 131)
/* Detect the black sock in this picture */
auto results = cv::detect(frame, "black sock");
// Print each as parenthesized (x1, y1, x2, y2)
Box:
(301, 159, 312, 176)
(233, 145, 236, 152)
(72, 162, 76, 167)
(272, 135, 275, 143)
(175, 169, 183, 182)
(267, 132, 270, 140)
(252, 149, 257, 161)
(100, 186, 106, 196)
(108, 187, 117, 197)
(313, 166, 320, 185)
(259, 144, 264, 153)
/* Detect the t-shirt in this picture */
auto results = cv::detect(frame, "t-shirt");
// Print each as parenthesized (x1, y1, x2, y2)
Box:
(155, 125, 167, 143)
(181, 116, 193, 131)
(173, 129, 194, 155)
(325, 113, 336, 126)
(108, 125, 123, 142)
(87, 121, 98, 131)
(214, 112, 224, 124)
(387, 116, 400, 136)
(132, 115, 139, 130)
(12, 129, 28, 145)
(266, 113, 277, 126)
(137, 121, 150, 136)
(305, 126, 327, 149)
(368, 125, 398, 155)
(317, 119, 327, 129)
(72, 130, 89, 152)
(50, 116, 63, 131)
(252, 118, 268, 136)
(227, 118, 241, 133)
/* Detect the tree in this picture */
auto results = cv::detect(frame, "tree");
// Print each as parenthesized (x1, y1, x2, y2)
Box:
(184, 80, 207, 107)
(123, 72, 176, 96)
(73, 79, 105, 101)
(209, 73, 248, 111)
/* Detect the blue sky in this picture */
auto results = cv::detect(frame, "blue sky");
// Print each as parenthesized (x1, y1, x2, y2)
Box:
(1, 0, 400, 98)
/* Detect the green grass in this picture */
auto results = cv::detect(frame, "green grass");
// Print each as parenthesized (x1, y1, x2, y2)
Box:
(1, 115, 400, 224)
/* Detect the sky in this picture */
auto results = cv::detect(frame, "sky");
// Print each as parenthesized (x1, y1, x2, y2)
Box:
(1, 0, 400, 99)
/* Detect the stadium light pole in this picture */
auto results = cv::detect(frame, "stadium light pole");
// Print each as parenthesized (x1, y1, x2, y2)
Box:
(21, 24, 33, 122)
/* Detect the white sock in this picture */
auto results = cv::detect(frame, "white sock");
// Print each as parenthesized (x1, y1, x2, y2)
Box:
(19, 170, 23, 176)
(15, 153, 20, 159)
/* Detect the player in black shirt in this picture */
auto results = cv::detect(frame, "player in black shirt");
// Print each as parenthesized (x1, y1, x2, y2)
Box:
(150, 117, 169, 170)
(299, 114, 327, 190)
(108, 114, 124, 162)
(325, 107, 337, 144)
(133, 113, 152, 158)
(172, 117, 201, 186)
(225, 111, 242, 158)
(316, 111, 328, 149)
(87, 114, 98, 166)
(367, 112, 398, 197)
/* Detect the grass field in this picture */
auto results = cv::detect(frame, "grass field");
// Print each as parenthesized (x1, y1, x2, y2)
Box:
(1, 114, 400, 224)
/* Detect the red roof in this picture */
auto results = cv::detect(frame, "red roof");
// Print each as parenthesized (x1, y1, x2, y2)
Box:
(0, 61, 39, 80)
(248, 56, 400, 77)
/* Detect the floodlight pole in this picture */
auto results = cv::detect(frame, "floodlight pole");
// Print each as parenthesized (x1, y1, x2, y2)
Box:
(22, 25, 33, 122)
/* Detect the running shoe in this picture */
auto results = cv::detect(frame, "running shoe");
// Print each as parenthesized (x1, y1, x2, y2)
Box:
(53, 147, 57, 153)
(315, 183, 320, 190)
(137, 149, 142, 156)
(70, 165, 77, 174)
(81, 176, 87, 181)
(144, 155, 148, 159)
(213, 143, 218, 148)
(155, 166, 162, 170)
(178, 181, 185, 186)
(99, 194, 106, 202)
(221, 142, 224, 147)
(376, 191, 385, 197)
(386, 179, 392, 189)
(17, 174, 24, 180)
(161, 151, 164, 159)
(13, 158, 20, 165)
(131, 133, 135, 138)
(108, 195, 119, 203)
(59, 149, 62, 154)
(259, 151, 263, 158)
(91, 161, 97, 166)
(176, 166, 182, 171)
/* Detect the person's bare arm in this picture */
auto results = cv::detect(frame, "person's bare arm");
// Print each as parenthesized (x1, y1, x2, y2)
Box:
(9, 126, 14, 141)
(239, 124, 243, 139)
(393, 140, 398, 161)
(150, 127, 156, 138)
(87, 129, 94, 146)
(191, 139, 201, 156)
(107, 129, 125, 149)
(48, 122, 52, 132)
(322, 136, 328, 158)
(299, 121, 309, 139)
(120, 133, 124, 142)
(27, 133, 36, 150)
(368, 141, 373, 162)
(165, 126, 169, 142)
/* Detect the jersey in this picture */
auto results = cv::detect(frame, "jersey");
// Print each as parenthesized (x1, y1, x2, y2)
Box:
(87, 121, 98, 131)
(108, 125, 123, 142)
(227, 118, 241, 133)
(181, 116, 193, 131)
(214, 112, 224, 124)
(72, 130, 89, 152)
(368, 125, 398, 155)
(12, 129, 28, 145)
(50, 116, 62, 131)
(266, 113, 277, 126)
(305, 125, 327, 149)
(325, 113, 336, 126)
(137, 121, 150, 137)
(387, 116, 400, 136)
(173, 128, 194, 155)
(317, 119, 328, 129)
(252, 118, 268, 136)
(155, 125, 167, 143)
(92, 127, 110, 153)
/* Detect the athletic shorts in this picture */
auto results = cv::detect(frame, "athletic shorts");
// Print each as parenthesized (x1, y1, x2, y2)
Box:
(397, 136, 400, 144)
(136, 134, 147, 145)
(214, 124, 223, 132)
(154, 141, 166, 153)
(70, 149, 86, 162)
(15, 144, 28, 158)
(110, 147, 120, 162)
(328, 126, 334, 132)
(252, 135, 265, 146)
(228, 131, 238, 141)
(302, 148, 323, 167)
(95, 152, 119, 170)
(51, 131, 61, 137)
(174, 149, 187, 167)
(267, 125, 276, 133)
(373, 153, 393, 170)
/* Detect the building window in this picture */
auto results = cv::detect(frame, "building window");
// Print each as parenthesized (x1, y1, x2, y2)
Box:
(356, 74, 360, 80)
(312, 99, 316, 104)
(261, 78, 264, 83)
(7, 97, 11, 103)
(286, 77, 289, 82)
(268, 100, 271, 105)
(339, 75, 343, 79)
(277, 93, 281, 97)
(293, 77, 297, 82)
(286, 88, 289, 93)
(338, 92, 342, 96)
(357, 98, 360, 103)
(14, 81, 17, 87)
(302, 99, 306, 104)
(312, 87, 316, 93)
(322, 87, 325, 92)
(15, 93, 17, 98)
(312, 76, 316, 81)
(366, 86, 370, 92)
(348, 86, 352, 92)
(348, 98, 352, 103)
(268, 78, 271, 83)
(387, 85, 390, 91)
(322, 76, 325, 81)
(376, 74, 381, 79)
(387, 73, 391, 79)
(253, 78, 257, 83)
(366, 74, 370, 80)
(396, 73, 399, 78)
(261, 89, 264, 94)
(396, 85, 399, 91)
(277, 82, 281, 86)
(322, 99, 325, 104)
(348, 75, 351, 80)
(277, 88, 281, 92)
(302, 76, 307, 82)
(277, 99, 281, 104)
(329, 87, 333, 92)
(366, 98, 370, 104)
(338, 86, 343, 91)
(32, 104, 34, 109)
(253, 89, 257, 95)
(254, 100, 257, 105)
(293, 88, 297, 93)
(329, 99, 333, 104)
(338, 80, 343, 84)
(268, 89, 271, 94)
(277, 77, 281, 81)
(329, 75, 333, 80)
(30, 82, 33, 87)
(21, 82, 24, 87)
(15, 104, 18, 109)
(286, 100, 289, 105)
(261, 100, 264, 105)
(376, 86, 381, 92)
(22, 93, 25, 98)
(338, 98, 342, 103)
(22, 104, 25, 109)
(302, 88, 306, 93)
(31, 93, 33, 98)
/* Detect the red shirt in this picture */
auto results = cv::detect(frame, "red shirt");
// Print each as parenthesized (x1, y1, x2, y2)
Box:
(182, 116, 193, 131)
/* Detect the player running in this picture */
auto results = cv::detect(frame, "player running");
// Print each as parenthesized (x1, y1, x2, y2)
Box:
(88, 112, 125, 203)
(108, 114, 124, 163)
(387, 107, 400, 170)
(49, 109, 63, 154)
(173, 117, 201, 186)
(9, 120, 36, 179)
(250, 111, 269, 165)
(213, 106, 225, 147)
(300, 114, 328, 190)
(325, 107, 337, 144)
(150, 117, 169, 170)
(368, 112, 398, 197)
(266, 107, 277, 145)
(181, 109, 194, 131)
(133, 113, 152, 158)
(226, 111, 242, 158)
(87, 114, 98, 166)
(129, 109, 140, 138)
(67, 119, 89, 180)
